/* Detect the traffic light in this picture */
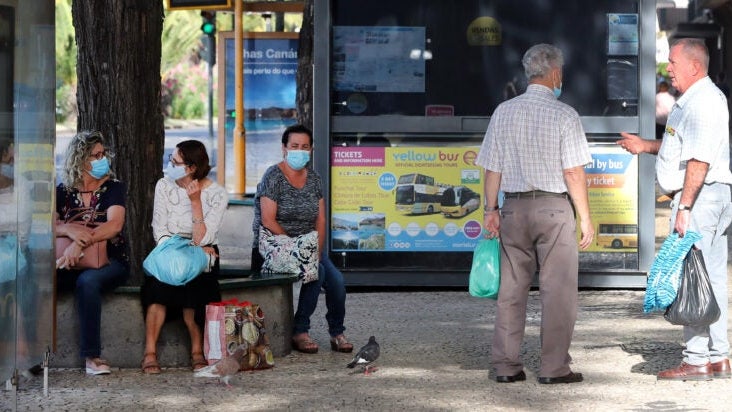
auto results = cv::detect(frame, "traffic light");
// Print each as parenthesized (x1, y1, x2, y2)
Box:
(200, 35, 216, 66)
(201, 11, 216, 36)
(200, 11, 216, 65)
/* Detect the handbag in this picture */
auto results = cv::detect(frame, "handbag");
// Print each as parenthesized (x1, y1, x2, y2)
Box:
(664, 248, 721, 327)
(55, 206, 111, 270)
(203, 298, 274, 370)
(469, 237, 500, 299)
(258, 227, 319, 283)
(142, 234, 210, 286)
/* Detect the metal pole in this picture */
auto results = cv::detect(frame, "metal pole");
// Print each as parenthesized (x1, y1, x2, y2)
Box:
(232, 0, 246, 195)
(208, 49, 214, 140)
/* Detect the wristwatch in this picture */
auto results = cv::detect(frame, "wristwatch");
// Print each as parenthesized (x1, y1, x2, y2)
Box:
(678, 204, 692, 211)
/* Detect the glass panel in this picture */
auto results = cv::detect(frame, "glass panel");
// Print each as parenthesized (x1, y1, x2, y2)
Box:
(0, 1, 55, 390)
(329, 133, 639, 273)
(332, 0, 639, 117)
(0, 2, 17, 387)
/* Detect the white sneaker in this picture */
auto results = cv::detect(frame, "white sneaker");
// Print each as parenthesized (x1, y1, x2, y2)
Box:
(85, 358, 111, 375)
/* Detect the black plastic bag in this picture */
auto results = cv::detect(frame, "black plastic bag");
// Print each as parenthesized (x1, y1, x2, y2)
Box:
(664, 248, 721, 327)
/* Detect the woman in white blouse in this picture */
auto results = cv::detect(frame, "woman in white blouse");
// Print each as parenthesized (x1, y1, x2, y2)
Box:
(141, 140, 227, 374)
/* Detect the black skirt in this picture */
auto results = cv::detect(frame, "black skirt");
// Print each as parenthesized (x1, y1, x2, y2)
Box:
(140, 245, 221, 328)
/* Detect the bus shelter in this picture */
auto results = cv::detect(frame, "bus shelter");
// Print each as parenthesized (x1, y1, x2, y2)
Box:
(311, 0, 658, 287)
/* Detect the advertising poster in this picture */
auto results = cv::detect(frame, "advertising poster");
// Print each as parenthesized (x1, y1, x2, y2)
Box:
(331, 146, 483, 252)
(222, 34, 298, 194)
(584, 145, 638, 252)
(332, 26, 426, 93)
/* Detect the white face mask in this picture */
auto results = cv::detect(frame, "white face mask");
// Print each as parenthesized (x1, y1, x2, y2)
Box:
(164, 162, 188, 180)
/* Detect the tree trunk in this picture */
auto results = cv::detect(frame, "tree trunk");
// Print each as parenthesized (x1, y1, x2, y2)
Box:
(72, 0, 164, 285)
(296, 0, 314, 129)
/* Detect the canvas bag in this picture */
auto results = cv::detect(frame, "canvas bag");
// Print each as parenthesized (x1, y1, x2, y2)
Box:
(203, 298, 274, 371)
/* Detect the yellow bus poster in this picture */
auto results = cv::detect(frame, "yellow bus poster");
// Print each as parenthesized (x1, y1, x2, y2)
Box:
(330, 146, 483, 252)
(584, 145, 638, 252)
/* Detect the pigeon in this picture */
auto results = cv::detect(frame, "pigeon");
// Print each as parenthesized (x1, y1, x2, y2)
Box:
(347, 336, 380, 375)
(193, 344, 247, 386)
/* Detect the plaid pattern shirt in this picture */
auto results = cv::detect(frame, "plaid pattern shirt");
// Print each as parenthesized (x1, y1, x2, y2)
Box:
(476, 85, 591, 193)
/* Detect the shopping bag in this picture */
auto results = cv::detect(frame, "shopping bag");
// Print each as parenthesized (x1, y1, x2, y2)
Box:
(203, 298, 274, 370)
(142, 235, 209, 286)
(643, 231, 702, 312)
(664, 248, 721, 327)
(469, 237, 500, 299)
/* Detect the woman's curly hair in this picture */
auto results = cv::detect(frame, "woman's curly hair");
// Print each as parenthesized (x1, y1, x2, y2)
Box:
(61, 130, 115, 188)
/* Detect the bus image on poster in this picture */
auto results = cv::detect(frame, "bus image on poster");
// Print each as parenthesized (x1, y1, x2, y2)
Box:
(440, 186, 480, 218)
(596, 223, 638, 249)
(394, 173, 442, 215)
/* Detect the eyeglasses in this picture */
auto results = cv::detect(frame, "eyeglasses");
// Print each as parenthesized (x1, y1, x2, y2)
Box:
(89, 150, 107, 160)
(168, 154, 187, 167)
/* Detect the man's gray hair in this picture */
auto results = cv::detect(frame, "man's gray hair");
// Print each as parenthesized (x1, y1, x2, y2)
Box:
(671, 38, 709, 70)
(522, 44, 564, 80)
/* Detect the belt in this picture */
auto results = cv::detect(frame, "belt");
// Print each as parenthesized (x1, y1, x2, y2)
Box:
(503, 190, 568, 199)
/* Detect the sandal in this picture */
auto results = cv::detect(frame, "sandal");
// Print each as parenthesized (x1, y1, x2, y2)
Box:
(292, 333, 319, 354)
(141, 352, 161, 375)
(191, 352, 208, 371)
(330, 335, 354, 353)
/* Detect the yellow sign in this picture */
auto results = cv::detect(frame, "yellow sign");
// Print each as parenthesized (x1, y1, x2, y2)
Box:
(467, 17, 502, 46)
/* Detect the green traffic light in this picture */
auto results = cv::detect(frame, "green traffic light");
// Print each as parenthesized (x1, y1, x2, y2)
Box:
(201, 22, 215, 35)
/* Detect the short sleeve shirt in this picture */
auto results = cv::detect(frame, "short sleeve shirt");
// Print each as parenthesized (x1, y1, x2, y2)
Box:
(656, 76, 732, 193)
(56, 179, 129, 263)
(252, 164, 323, 245)
(475, 85, 592, 193)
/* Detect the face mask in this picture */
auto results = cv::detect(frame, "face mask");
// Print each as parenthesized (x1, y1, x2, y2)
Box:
(88, 157, 110, 179)
(164, 162, 188, 180)
(552, 71, 562, 99)
(0, 163, 12, 180)
(285, 150, 310, 170)
(553, 85, 562, 99)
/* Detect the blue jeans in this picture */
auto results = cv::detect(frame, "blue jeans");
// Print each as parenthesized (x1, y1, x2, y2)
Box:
(57, 259, 129, 358)
(293, 252, 347, 337)
(671, 183, 732, 365)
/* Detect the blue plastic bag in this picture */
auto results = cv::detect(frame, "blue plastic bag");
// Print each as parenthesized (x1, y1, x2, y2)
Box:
(469, 238, 500, 299)
(644, 231, 702, 313)
(143, 235, 209, 286)
(0, 235, 27, 283)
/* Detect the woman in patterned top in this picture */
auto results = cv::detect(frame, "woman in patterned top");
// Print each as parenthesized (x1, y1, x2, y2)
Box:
(252, 124, 353, 354)
(141, 140, 227, 374)
(56, 131, 129, 375)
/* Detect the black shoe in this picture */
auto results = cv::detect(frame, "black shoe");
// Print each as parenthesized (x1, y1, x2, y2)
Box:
(496, 370, 526, 383)
(537, 372, 583, 384)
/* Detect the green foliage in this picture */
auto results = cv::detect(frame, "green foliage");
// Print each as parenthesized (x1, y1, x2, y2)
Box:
(55, 0, 76, 85)
(161, 10, 205, 73)
(657, 62, 669, 79)
(57, 6, 298, 121)
(162, 61, 216, 119)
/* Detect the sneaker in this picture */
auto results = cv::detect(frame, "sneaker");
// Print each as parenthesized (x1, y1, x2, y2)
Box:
(85, 358, 111, 375)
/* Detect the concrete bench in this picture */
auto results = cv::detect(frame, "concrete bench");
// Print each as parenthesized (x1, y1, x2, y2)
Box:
(53, 272, 298, 369)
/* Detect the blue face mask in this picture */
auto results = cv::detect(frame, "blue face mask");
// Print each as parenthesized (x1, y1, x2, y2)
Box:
(553, 82, 562, 99)
(285, 150, 310, 170)
(0, 163, 13, 180)
(88, 157, 110, 179)
(164, 162, 188, 180)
